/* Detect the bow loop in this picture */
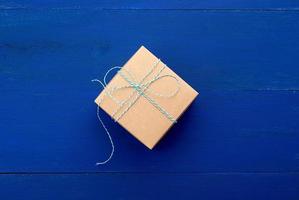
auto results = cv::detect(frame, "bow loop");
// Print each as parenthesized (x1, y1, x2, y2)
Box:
(144, 74, 180, 98)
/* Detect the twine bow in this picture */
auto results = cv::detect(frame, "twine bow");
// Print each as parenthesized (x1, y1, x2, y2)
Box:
(92, 59, 180, 165)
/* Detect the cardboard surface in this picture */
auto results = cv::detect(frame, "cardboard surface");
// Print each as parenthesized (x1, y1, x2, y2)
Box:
(95, 46, 198, 149)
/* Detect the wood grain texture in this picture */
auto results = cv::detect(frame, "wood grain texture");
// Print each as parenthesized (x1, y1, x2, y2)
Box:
(0, 90, 299, 172)
(0, 6, 299, 200)
(0, 173, 298, 200)
(1, 10, 299, 91)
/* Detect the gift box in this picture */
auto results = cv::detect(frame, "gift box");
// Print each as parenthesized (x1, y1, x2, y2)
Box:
(95, 46, 198, 149)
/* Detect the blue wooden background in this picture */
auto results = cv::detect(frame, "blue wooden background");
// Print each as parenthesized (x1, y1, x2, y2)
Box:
(1, 1, 299, 199)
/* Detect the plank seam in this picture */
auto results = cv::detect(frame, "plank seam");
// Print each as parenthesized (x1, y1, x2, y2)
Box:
(1, 7, 299, 12)
(0, 171, 299, 175)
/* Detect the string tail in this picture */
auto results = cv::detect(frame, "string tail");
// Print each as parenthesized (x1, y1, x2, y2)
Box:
(95, 106, 115, 165)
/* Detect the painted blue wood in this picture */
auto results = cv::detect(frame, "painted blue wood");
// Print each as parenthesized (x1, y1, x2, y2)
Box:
(0, 7, 299, 200)
(1, 9, 299, 172)
(1, 10, 299, 91)
(1, 90, 299, 172)
(1, 0, 299, 9)
(0, 173, 298, 200)
(1, 10, 299, 172)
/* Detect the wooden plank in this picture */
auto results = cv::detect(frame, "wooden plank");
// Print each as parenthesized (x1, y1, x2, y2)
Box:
(0, 173, 298, 199)
(1, 0, 299, 9)
(0, 10, 299, 172)
(1, 10, 299, 91)
(0, 90, 298, 172)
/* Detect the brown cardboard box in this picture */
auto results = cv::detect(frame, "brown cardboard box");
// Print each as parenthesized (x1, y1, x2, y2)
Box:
(95, 46, 198, 149)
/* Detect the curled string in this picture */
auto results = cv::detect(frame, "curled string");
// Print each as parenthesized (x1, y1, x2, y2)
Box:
(92, 60, 180, 164)
(95, 105, 114, 165)
(91, 66, 121, 165)
(91, 66, 132, 165)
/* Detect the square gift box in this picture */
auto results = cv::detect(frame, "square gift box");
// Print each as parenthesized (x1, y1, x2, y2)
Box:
(95, 46, 198, 149)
